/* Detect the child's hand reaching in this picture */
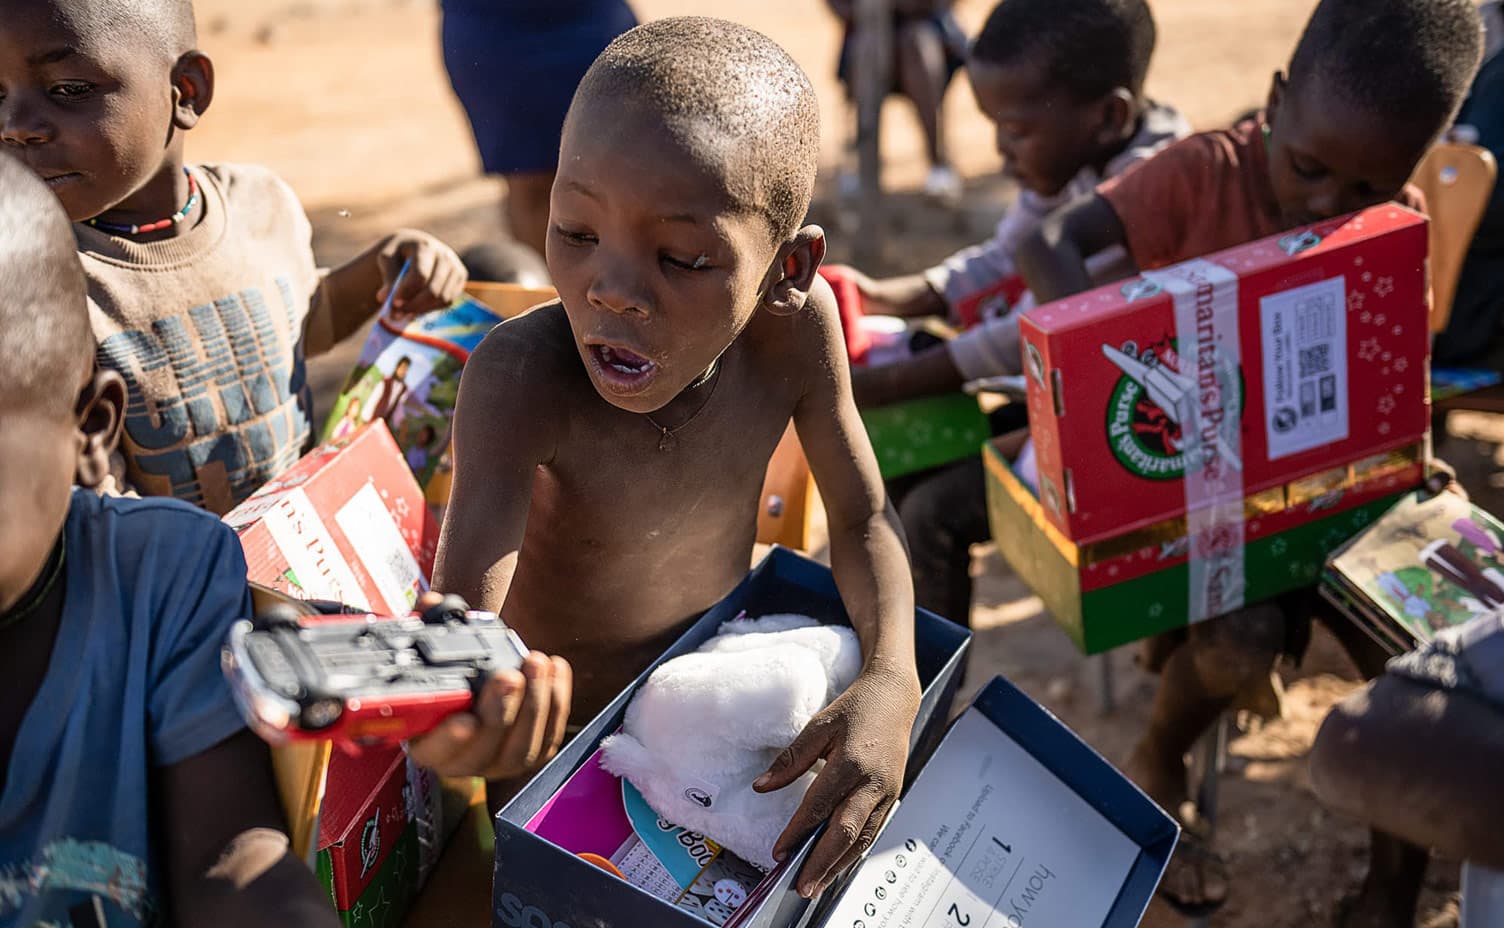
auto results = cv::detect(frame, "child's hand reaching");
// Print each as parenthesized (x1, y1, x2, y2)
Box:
(753, 664, 921, 898)
(404, 592, 573, 782)
(376, 230, 469, 321)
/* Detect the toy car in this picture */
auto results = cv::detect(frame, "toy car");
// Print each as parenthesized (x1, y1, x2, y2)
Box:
(223, 595, 528, 748)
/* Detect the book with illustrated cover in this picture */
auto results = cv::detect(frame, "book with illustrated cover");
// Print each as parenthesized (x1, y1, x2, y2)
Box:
(1322, 489, 1504, 654)
(321, 298, 503, 498)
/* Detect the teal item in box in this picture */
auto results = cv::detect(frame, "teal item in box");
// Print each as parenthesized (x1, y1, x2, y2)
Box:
(861, 393, 990, 480)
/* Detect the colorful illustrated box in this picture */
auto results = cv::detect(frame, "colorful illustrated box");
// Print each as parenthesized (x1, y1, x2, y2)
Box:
(818, 675, 1177, 928)
(322, 298, 504, 504)
(861, 393, 991, 481)
(1323, 489, 1504, 654)
(1020, 205, 1430, 546)
(984, 437, 1424, 653)
(491, 547, 971, 928)
(224, 421, 437, 616)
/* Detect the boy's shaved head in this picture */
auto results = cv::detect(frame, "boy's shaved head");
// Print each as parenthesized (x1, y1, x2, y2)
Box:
(0, 152, 93, 415)
(48, 0, 197, 59)
(1290, 0, 1481, 142)
(971, 0, 1156, 101)
(569, 17, 819, 242)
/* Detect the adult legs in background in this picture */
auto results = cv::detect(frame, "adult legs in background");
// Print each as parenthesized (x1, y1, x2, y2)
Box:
(894, 19, 949, 174)
(440, 1, 636, 257)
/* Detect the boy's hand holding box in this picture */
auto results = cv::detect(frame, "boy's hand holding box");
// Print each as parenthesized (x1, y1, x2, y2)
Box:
(989, 205, 1431, 651)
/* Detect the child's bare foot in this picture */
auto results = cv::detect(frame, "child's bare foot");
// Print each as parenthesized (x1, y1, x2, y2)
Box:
(1126, 743, 1230, 916)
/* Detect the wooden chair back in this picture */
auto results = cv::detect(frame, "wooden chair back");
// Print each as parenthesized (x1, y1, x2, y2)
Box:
(1410, 142, 1497, 333)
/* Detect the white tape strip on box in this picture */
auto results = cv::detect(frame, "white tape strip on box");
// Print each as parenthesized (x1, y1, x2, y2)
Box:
(1142, 259, 1246, 622)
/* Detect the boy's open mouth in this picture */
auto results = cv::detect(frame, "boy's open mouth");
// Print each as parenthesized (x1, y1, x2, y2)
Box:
(588, 343, 659, 394)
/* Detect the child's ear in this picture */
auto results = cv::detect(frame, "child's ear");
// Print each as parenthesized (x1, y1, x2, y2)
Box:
(1265, 71, 1287, 128)
(1095, 88, 1136, 147)
(73, 367, 126, 489)
(762, 226, 827, 318)
(170, 51, 215, 131)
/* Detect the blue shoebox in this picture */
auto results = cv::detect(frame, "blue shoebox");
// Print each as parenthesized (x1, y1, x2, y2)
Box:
(805, 675, 1179, 928)
(491, 547, 970, 928)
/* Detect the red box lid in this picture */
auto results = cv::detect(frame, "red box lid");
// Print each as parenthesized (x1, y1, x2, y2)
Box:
(224, 421, 438, 614)
(1020, 205, 1430, 545)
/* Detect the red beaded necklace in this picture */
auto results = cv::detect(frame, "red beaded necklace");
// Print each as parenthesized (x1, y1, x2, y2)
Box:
(85, 168, 199, 236)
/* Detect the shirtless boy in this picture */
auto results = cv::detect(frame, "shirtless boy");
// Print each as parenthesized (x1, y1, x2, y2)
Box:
(421, 18, 922, 900)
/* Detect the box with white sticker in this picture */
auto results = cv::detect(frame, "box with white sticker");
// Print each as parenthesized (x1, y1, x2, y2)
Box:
(224, 420, 438, 613)
(1019, 205, 1430, 546)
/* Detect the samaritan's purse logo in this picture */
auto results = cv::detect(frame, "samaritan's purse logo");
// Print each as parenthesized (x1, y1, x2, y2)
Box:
(1104, 337, 1243, 481)
(359, 808, 381, 877)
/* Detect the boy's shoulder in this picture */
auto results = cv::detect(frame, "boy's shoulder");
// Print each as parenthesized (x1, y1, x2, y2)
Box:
(193, 162, 309, 228)
(459, 301, 590, 413)
(71, 489, 244, 579)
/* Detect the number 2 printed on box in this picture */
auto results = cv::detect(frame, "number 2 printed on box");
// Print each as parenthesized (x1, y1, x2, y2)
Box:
(1260, 276, 1349, 460)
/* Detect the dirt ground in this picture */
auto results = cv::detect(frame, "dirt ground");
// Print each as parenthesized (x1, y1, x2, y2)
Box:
(183, 1, 1500, 924)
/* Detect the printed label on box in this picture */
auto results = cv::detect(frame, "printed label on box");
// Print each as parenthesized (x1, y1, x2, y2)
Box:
(1261, 275, 1349, 460)
(334, 481, 424, 615)
(263, 488, 371, 610)
(824, 709, 1140, 928)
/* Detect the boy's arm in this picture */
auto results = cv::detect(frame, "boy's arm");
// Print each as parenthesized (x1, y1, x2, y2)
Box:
(159, 731, 340, 927)
(1015, 193, 1130, 303)
(408, 323, 572, 783)
(145, 521, 335, 925)
(304, 230, 467, 357)
(755, 278, 922, 898)
(850, 343, 963, 407)
(828, 265, 948, 319)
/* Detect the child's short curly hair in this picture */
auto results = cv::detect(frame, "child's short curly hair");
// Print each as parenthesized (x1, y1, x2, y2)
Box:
(569, 17, 820, 243)
(970, 0, 1156, 102)
(1289, 0, 1483, 142)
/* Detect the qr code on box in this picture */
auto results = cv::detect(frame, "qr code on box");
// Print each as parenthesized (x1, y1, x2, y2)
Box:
(1300, 344, 1331, 378)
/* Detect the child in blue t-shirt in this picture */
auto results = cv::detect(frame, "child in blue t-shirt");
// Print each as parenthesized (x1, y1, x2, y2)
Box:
(0, 153, 336, 927)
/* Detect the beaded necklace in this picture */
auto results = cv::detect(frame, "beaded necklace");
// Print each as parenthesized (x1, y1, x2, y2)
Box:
(85, 168, 199, 236)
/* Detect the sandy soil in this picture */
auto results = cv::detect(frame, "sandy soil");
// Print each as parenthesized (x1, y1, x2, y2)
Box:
(180, 1, 1500, 924)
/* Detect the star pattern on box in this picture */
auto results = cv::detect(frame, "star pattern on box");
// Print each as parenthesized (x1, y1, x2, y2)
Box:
(1270, 537, 1288, 556)
(1394, 357, 1409, 372)
(1354, 256, 1365, 267)
(1377, 395, 1397, 415)
(1379, 422, 1391, 435)
(1148, 603, 1164, 618)
(1362, 271, 1374, 283)
(1394, 384, 1405, 395)
(351, 903, 365, 923)
(1374, 276, 1394, 298)
(1348, 290, 1366, 312)
(393, 496, 410, 519)
(1361, 311, 1373, 324)
(1374, 313, 1387, 327)
(368, 887, 391, 924)
(1358, 338, 1383, 362)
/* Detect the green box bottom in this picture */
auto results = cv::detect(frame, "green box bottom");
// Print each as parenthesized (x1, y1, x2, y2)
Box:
(861, 393, 990, 480)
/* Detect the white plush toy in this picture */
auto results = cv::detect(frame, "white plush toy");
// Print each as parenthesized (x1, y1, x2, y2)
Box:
(600, 614, 861, 870)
